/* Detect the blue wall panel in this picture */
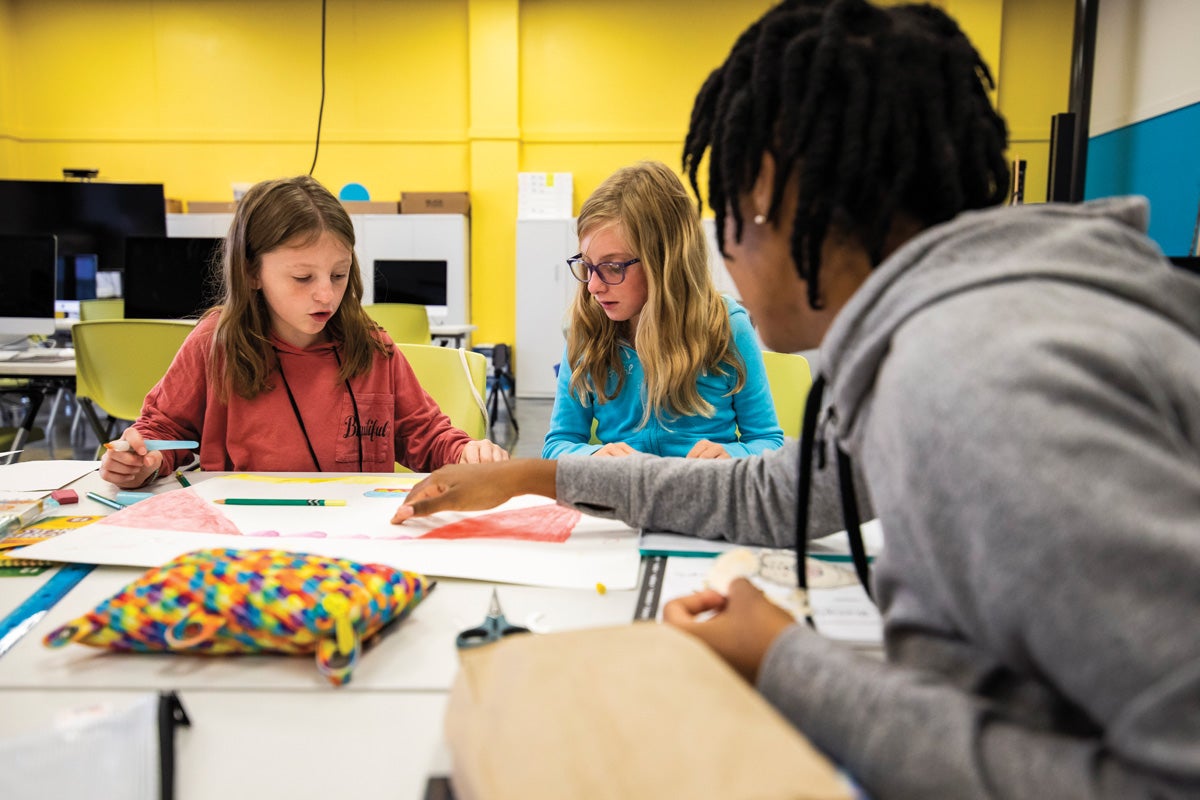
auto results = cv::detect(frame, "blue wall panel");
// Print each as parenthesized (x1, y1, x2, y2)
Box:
(1085, 101, 1200, 256)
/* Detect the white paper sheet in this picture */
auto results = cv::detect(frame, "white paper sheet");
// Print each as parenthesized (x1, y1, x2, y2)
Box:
(655, 554, 883, 648)
(639, 518, 886, 558)
(19, 473, 641, 590)
(0, 461, 101, 492)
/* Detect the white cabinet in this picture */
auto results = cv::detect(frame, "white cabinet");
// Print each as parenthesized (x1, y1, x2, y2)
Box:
(513, 217, 736, 399)
(167, 213, 470, 327)
(352, 214, 469, 327)
(515, 220, 578, 398)
(167, 212, 233, 237)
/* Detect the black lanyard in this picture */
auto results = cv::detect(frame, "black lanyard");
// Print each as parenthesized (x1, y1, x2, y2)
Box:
(275, 347, 363, 472)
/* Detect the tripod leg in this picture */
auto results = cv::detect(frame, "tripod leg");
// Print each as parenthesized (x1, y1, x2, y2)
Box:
(499, 381, 519, 433)
(487, 382, 500, 428)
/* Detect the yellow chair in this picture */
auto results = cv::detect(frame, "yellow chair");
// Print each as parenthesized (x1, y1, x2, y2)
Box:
(761, 351, 813, 439)
(72, 319, 196, 453)
(365, 303, 431, 344)
(79, 298, 125, 320)
(396, 343, 488, 441)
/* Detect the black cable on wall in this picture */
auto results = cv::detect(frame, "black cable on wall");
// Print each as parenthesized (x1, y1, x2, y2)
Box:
(308, 0, 328, 176)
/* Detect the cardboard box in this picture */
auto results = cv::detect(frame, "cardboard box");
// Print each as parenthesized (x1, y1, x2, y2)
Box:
(341, 200, 399, 214)
(187, 201, 238, 213)
(165, 198, 184, 214)
(401, 191, 470, 215)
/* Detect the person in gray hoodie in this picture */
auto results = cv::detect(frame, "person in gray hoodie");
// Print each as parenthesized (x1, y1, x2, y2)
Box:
(393, 1, 1200, 797)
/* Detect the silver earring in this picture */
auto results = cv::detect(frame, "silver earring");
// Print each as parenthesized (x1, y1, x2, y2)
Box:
(753, 214, 766, 225)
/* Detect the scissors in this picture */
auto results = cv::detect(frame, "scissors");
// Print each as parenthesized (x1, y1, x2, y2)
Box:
(456, 588, 530, 649)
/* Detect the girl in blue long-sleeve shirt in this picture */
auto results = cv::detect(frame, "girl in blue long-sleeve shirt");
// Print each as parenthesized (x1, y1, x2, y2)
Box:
(542, 161, 783, 460)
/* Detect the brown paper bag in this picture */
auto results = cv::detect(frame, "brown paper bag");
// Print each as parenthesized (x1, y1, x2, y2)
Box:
(445, 622, 852, 800)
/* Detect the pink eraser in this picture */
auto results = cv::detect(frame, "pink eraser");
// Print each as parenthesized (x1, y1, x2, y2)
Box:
(51, 489, 79, 504)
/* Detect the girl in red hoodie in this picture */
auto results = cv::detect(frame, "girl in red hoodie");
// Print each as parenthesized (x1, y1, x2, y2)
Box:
(101, 175, 506, 487)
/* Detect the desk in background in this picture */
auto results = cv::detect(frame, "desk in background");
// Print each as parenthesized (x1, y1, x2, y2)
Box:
(430, 323, 476, 349)
(0, 352, 75, 464)
(0, 469, 639, 799)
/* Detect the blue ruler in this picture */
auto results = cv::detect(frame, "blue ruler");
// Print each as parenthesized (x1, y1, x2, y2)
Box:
(0, 563, 95, 659)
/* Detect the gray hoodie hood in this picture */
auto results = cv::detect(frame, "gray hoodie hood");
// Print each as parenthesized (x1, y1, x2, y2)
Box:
(819, 196, 1200, 445)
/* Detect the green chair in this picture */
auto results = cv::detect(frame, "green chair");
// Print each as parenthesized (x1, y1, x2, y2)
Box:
(79, 298, 125, 320)
(0, 424, 44, 463)
(365, 303, 431, 344)
(72, 319, 196, 455)
(761, 351, 813, 439)
(396, 343, 489, 442)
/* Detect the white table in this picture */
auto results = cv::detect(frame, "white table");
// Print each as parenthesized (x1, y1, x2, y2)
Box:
(0, 355, 76, 463)
(429, 323, 476, 349)
(0, 470, 640, 799)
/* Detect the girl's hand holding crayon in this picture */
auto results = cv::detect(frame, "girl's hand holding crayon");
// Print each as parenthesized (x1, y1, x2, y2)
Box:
(98, 428, 164, 490)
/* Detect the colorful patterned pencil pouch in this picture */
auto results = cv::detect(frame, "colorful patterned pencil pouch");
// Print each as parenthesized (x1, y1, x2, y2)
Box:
(43, 548, 434, 687)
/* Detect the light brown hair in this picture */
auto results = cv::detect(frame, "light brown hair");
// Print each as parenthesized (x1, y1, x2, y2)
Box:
(567, 161, 744, 425)
(208, 175, 389, 399)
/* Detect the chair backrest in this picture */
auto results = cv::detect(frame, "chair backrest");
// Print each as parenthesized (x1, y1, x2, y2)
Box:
(72, 320, 196, 422)
(396, 343, 488, 440)
(365, 303, 431, 344)
(79, 298, 125, 321)
(760, 351, 813, 439)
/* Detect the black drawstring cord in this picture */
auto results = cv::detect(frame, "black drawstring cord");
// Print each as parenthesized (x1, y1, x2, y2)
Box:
(275, 347, 363, 473)
(836, 447, 873, 601)
(795, 374, 827, 628)
(794, 373, 875, 625)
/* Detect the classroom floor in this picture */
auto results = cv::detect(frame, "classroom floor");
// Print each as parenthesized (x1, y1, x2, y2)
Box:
(5, 390, 553, 463)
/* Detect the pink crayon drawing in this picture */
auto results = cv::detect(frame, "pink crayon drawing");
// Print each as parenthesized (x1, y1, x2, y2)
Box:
(98, 488, 242, 535)
(420, 504, 581, 543)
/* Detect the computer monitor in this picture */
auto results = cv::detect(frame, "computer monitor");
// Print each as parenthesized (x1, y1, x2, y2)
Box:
(373, 259, 448, 323)
(123, 236, 224, 320)
(0, 235, 57, 337)
(0, 179, 166, 299)
(1169, 256, 1199, 276)
(57, 253, 98, 302)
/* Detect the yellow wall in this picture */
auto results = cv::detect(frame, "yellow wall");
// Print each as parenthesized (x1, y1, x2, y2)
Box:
(518, 0, 772, 198)
(2, 0, 470, 194)
(0, 0, 1075, 344)
(996, 0, 1075, 203)
(0, 0, 15, 169)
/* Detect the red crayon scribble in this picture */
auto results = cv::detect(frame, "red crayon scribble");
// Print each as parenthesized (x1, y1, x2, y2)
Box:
(421, 504, 581, 543)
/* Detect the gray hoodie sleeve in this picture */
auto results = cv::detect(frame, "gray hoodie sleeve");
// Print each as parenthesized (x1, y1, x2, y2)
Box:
(758, 629, 1198, 800)
(555, 439, 865, 544)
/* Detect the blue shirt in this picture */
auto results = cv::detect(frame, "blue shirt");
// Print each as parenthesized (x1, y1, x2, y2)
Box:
(542, 297, 784, 458)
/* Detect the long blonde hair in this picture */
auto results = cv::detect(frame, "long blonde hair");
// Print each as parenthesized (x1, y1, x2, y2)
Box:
(209, 175, 389, 400)
(567, 161, 744, 425)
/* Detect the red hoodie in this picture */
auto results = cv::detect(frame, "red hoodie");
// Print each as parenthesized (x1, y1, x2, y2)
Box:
(134, 315, 470, 474)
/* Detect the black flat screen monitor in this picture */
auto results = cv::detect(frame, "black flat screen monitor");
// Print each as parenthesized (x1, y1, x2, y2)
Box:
(0, 179, 166, 299)
(1169, 256, 1199, 276)
(373, 259, 448, 310)
(123, 236, 223, 319)
(0, 235, 57, 337)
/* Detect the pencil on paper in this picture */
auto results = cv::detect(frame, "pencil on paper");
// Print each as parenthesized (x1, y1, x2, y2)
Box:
(174, 470, 192, 488)
(105, 439, 200, 452)
(214, 498, 347, 507)
(85, 491, 127, 511)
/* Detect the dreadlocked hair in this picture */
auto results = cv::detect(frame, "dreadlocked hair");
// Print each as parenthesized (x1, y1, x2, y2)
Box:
(209, 175, 390, 401)
(683, 0, 1009, 309)
(566, 161, 745, 428)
